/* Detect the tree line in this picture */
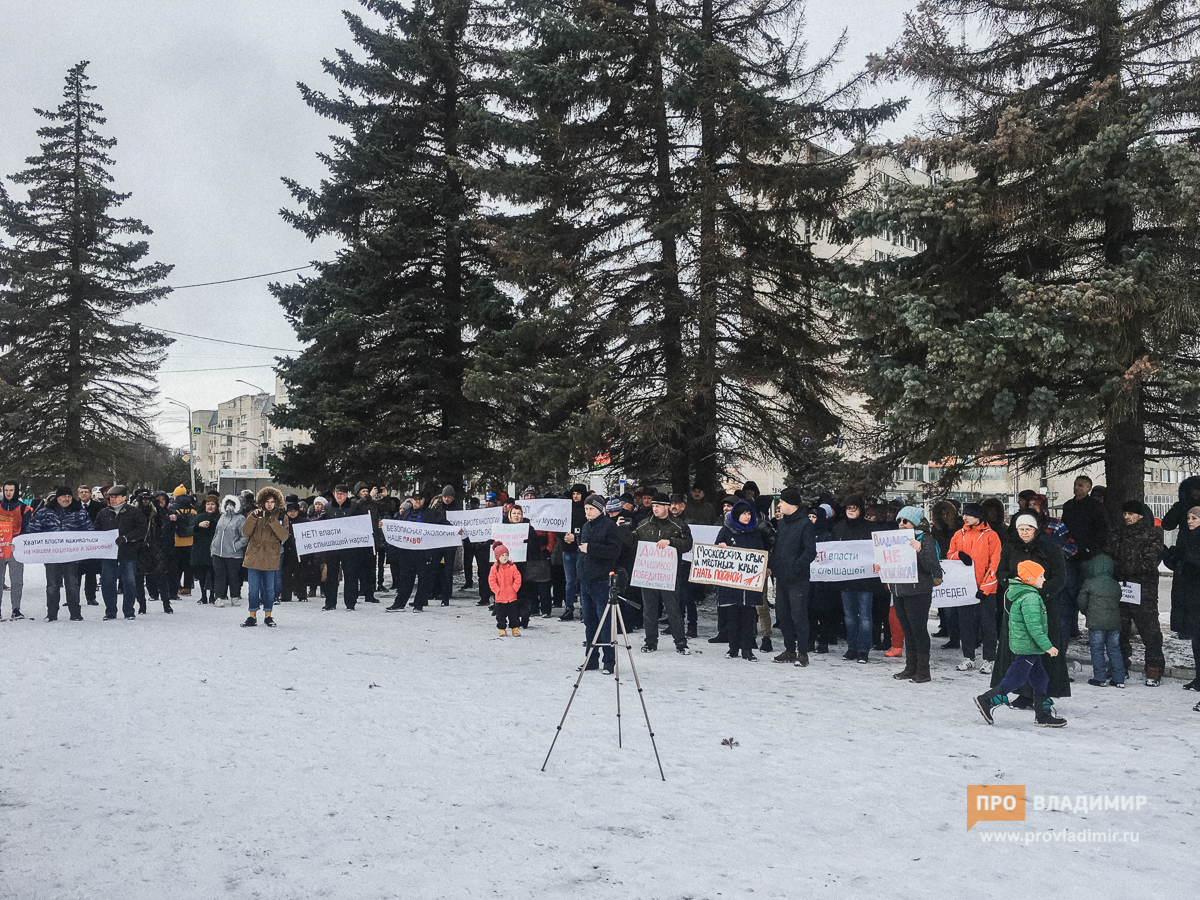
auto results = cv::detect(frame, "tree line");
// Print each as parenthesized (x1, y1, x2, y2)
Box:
(3, 1, 1199, 514)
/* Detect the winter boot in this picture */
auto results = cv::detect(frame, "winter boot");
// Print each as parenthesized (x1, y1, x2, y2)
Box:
(558, 608, 575, 621)
(162, 599, 174, 614)
(1034, 696, 1066, 727)
(138, 602, 147, 615)
(498, 628, 506, 637)
(241, 614, 257, 627)
(511, 627, 521, 637)
(974, 689, 1009, 725)
(742, 648, 758, 662)
(773, 650, 797, 664)
(911, 652, 931, 684)
(759, 636, 773, 654)
(265, 613, 276, 627)
(893, 649, 917, 680)
(686, 624, 697, 639)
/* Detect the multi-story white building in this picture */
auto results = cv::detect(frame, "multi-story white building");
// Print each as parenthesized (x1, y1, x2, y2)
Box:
(188, 375, 309, 492)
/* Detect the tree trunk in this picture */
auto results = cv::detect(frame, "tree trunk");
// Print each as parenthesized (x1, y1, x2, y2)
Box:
(1102, 415, 1145, 519)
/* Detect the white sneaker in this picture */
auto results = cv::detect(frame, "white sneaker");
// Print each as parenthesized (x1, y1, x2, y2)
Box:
(232, 597, 241, 607)
(956, 658, 975, 672)
(1145, 676, 1160, 687)
(215, 598, 227, 608)
(979, 660, 992, 675)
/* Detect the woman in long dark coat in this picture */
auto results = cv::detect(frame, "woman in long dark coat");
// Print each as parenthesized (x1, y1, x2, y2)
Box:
(1163, 506, 1200, 690)
(992, 512, 1070, 701)
(716, 500, 767, 661)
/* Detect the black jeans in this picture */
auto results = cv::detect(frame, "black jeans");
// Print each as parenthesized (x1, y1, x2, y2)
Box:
(726, 605, 758, 652)
(212, 556, 243, 600)
(323, 550, 358, 608)
(776, 580, 811, 653)
(893, 592, 932, 657)
(957, 593, 997, 661)
(45, 562, 80, 619)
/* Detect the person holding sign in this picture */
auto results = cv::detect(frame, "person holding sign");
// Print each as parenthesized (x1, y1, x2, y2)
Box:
(0, 480, 32, 620)
(831, 495, 878, 663)
(633, 492, 693, 655)
(558, 484, 587, 622)
(716, 500, 767, 661)
(947, 503, 1001, 675)
(877, 507, 942, 682)
(94, 485, 146, 620)
(24, 486, 95, 621)
(1107, 501, 1166, 686)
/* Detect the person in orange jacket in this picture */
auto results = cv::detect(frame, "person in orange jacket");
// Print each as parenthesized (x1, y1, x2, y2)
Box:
(948, 502, 1001, 674)
(489, 543, 522, 636)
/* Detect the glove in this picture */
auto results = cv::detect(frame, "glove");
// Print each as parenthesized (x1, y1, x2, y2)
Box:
(116, 536, 127, 545)
(957, 551, 973, 567)
(975, 589, 988, 601)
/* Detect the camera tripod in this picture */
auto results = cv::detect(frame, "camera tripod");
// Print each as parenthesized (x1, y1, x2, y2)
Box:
(542, 571, 665, 780)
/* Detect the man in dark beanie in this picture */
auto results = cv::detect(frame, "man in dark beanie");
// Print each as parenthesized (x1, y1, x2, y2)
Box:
(770, 487, 817, 664)
(319, 483, 363, 610)
(25, 486, 95, 620)
(578, 494, 623, 674)
(559, 483, 588, 621)
(1107, 499, 1166, 685)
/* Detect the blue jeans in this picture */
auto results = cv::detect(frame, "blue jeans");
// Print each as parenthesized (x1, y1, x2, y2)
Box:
(841, 590, 874, 655)
(248, 568, 281, 613)
(101, 559, 138, 618)
(562, 552, 580, 610)
(1088, 629, 1125, 684)
(580, 577, 614, 668)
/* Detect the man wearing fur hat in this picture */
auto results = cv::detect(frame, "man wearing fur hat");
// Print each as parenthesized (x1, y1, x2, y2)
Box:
(1107, 501, 1166, 685)
(240, 486, 290, 627)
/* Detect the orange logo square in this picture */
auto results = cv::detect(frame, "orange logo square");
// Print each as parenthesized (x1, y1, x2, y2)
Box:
(967, 785, 1026, 830)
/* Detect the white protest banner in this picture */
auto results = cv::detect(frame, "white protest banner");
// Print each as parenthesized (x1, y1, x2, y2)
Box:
(873, 530, 918, 584)
(518, 498, 572, 533)
(682, 525, 722, 561)
(931, 559, 979, 608)
(629, 543, 678, 591)
(491, 523, 529, 562)
(292, 516, 374, 557)
(13, 530, 118, 564)
(1120, 581, 1142, 606)
(446, 507, 504, 543)
(688, 543, 768, 592)
(810, 540, 876, 583)
(381, 519, 463, 551)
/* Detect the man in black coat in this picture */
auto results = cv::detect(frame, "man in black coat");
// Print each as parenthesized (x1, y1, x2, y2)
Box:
(94, 485, 146, 620)
(579, 494, 623, 673)
(770, 487, 818, 665)
(75, 484, 106, 606)
(320, 484, 363, 610)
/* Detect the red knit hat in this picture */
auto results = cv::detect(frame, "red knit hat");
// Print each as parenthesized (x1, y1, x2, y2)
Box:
(493, 543, 509, 560)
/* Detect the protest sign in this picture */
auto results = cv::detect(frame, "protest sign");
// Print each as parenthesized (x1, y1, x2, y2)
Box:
(873, 530, 918, 584)
(931, 559, 979, 608)
(681, 525, 722, 561)
(810, 540, 876, 583)
(629, 543, 678, 591)
(12, 531, 118, 564)
(0, 520, 11, 560)
(446, 507, 504, 543)
(1120, 582, 1142, 606)
(491, 523, 529, 562)
(518, 498, 572, 532)
(292, 516, 374, 557)
(688, 543, 768, 592)
(381, 519, 463, 551)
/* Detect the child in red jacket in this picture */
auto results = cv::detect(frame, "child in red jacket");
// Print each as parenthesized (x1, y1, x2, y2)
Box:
(489, 543, 522, 636)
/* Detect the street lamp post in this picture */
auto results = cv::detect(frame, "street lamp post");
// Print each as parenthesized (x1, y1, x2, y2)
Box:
(236, 379, 271, 470)
(163, 397, 196, 496)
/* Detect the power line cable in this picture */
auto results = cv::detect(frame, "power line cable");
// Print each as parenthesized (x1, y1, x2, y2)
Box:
(115, 320, 300, 352)
(158, 365, 277, 374)
(168, 264, 314, 290)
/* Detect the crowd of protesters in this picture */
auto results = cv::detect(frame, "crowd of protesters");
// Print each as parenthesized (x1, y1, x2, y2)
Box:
(2, 473, 1197, 717)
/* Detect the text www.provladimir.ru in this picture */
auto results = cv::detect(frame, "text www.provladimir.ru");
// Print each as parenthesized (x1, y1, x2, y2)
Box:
(980, 830, 1139, 844)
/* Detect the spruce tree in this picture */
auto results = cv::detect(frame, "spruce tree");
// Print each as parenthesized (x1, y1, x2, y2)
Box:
(478, 0, 898, 492)
(271, 0, 516, 490)
(829, 1, 1200, 509)
(0, 61, 172, 487)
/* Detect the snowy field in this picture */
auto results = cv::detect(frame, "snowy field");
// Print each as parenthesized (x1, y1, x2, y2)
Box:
(2, 565, 1196, 900)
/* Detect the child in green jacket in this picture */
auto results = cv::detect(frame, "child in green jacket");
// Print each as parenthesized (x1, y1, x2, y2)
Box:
(1075, 553, 1125, 687)
(975, 560, 1066, 727)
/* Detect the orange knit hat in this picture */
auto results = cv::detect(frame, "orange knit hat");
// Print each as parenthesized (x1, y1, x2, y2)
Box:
(1017, 560, 1045, 585)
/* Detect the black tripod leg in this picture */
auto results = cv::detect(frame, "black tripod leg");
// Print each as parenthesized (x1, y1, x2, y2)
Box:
(542, 611, 608, 772)
(613, 604, 665, 781)
(610, 602, 622, 749)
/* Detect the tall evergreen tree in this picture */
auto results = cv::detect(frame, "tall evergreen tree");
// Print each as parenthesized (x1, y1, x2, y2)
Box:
(0, 61, 172, 487)
(271, 0, 516, 490)
(828, 1, 1200, 509)
(476, 0, 898, 492)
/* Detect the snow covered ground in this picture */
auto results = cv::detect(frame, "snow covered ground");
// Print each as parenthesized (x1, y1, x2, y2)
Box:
(2, 566, 1196, 900)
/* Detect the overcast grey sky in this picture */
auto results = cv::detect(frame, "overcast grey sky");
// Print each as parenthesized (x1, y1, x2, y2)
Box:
(0, 0, 919, 447)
